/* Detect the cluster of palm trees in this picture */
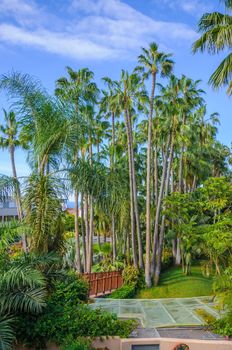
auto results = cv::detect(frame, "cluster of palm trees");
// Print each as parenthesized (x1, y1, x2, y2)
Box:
(0, 39, 230, 288)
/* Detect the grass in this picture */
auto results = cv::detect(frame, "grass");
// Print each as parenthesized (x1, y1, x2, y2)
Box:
(137, 265, 213, 299)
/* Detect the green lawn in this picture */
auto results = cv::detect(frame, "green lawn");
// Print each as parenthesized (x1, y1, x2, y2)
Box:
(137, 265, 213, 299)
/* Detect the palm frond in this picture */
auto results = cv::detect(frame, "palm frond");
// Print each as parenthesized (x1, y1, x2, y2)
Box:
(0, 315, 15, 350)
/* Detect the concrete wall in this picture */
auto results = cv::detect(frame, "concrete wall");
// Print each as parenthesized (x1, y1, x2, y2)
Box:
(92, 337, 232, 350)
(15, 337, 232, 350)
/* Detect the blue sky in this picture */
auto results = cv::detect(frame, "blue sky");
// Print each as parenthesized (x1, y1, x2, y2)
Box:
(0, 0, 231, 177)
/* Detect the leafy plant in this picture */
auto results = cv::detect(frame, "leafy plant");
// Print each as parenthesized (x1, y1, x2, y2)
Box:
(61, 337, 93, 350)
(0, 316, 15, 350)
(110, 284, 136, 299)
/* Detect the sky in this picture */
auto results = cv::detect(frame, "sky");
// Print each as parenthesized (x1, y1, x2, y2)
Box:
(0, 0, 231, 177)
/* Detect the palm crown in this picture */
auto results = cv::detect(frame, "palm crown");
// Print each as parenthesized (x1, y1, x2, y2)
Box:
(193, 0, 232, 94)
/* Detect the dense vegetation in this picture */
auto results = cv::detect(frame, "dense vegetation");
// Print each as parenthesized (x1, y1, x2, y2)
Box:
(0, 0, 232, 346)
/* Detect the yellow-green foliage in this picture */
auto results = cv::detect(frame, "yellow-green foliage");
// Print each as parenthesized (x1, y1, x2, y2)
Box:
(195, 308, 216, 324)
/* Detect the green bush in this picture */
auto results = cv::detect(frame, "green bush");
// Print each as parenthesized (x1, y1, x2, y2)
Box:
(123, 265, 145, 289)
(61, 337, 92, 350)
(110, 265, 145, 299)
(18, 305, 135, 347)
(110, 284, 136, 299)
(122, 265, 139, 286)
(16, 272, 136, 349)
(50, 271, 89, 305)
(211, 314, 232, 337)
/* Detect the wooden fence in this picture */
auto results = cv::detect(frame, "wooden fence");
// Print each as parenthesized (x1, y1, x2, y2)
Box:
(82, 271, 123, 297)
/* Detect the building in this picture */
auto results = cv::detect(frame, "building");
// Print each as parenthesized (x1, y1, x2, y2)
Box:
(0, 197, 18, 221)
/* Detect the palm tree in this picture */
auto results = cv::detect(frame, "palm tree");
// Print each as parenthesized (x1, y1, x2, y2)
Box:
(0, 109, 27, 252)
(136, 42, 174, 287)
(55, 67, 99, 272)
(112, 71, 146, 268)
(0, 223, 47, 350)
(193, 0, 232, 94)
(100, 79, 121, 261)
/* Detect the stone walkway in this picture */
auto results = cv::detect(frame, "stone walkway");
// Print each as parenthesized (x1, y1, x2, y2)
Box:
(91, 297, 219, 328)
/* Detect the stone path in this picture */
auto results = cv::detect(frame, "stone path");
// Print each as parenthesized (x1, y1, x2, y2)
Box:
(90, 297, 219, 328)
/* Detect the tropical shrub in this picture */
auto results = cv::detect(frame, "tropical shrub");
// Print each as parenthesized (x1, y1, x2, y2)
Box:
(211, 314, 232, 337)
(110, 265, 145, 299)
(50, 271, 89, 305)
(61, 337, 92, 350)
(17, 304, 136, 348)
(110, 284, 136, 299)
(122, 265, 145, 289)
(16, 272, 136, 348)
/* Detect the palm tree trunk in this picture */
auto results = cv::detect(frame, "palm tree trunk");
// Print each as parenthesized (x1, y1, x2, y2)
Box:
(178, 115, 186, 194)
(154, 135, 174, 285)
(97, 231, 101, 249)
(192, 175, 197, 191)
(111, 214, 116, 261)
(175, 238, 181, 265)
(124, 110, 138, 267)
(111, 112, 117, 261)
(10, 145, 27, 252)
(127, 110, 144, 269)
(84, 194, 89, 265)
(154, 144, 159, 207)
(74, 191, 81, 272)
(81, 192, 86, 272)
(145, 72, 156, 287)
(151, 133, 171, 275)
(87, 195, 93, 273)
(87, 144, 93, 273)
(178, 150, 184, 193)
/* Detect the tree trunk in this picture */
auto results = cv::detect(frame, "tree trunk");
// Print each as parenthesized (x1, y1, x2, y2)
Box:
(178, 150, 184, 193)
(97, 231, 101, 249)
(172, 239, 177, 260)
(74, 191, 81, 272)
(192, 175, 197, 191)
(111, 214, 116, 261)
(154, 144, 159, 207)
(127, 110, 144, 269)
(87, 195, 93, 273)
(154, 136, 174, 285)
(126, 229, 131, 265)
(84, 194, 89, 265)
(110, 112, 117, 261)
(175, 238, 181, 265)
(81, 192, 86, 272)
(124, 110, 138, 267)
(151, 133, 171, 275)
(10, 145, 27, 253)
(178, 115, 186, 194)
(145, 72, 156, 287)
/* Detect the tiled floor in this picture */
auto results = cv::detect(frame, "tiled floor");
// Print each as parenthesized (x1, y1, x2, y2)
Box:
(90, 297, 219, 328)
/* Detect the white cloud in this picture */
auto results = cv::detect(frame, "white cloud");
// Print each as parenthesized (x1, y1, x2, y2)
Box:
(0, 0, 198, 60)
(0, 24, 118, 59)
(155, 0, 213, 16)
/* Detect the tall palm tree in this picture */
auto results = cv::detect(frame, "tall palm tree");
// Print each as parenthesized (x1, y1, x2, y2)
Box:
(136, 42, 174, 287)
(55, 67, 99, 272)
(177, 76, 204, 193)
(112, 71, 146, 268)
(100, 79, 121, 261)
(193, 0, 232, 94)
(0, 109, 27, 252)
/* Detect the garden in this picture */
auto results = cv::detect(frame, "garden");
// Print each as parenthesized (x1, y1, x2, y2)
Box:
(0, 1, 232, 349)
